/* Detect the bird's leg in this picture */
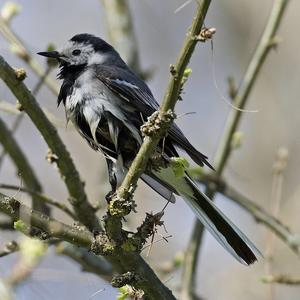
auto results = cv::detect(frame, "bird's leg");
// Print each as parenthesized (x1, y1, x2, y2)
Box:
(105, 159, 117, 202)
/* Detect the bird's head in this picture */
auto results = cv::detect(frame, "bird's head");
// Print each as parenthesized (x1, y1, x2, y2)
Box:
(38, 33, 123, 69)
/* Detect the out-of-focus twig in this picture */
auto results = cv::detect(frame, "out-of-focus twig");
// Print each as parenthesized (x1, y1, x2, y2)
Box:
(190, 170, 300, 254)
(0, 100, 66, 127)
(0, 55, 100, 231)
(0, 11, 59, 95)
(0, 116, 49, 214)
(101, 0, 146, 78)
(181, 1, 290, 299)
(0, 184, 76, 219)
(264, 147, 289, 299)
(262, 274, 300, 285)
(0, 278, 13, 300)
(6, 238, 47, 287)
(0, 240, 19, 258)
(0, 65, 54, 166)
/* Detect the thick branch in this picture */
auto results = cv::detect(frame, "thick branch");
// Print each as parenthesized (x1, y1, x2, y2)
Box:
(0, 193, 92, 247)
(0, 193, 175, 300)
(182, 0, 290, 299)
(0, 55, 100, 231)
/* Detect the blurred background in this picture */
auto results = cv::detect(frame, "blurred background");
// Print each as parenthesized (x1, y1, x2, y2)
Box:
(0, 0, 299, 299)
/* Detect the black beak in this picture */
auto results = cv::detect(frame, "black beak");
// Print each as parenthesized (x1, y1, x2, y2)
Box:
(37, 51, 61, 59)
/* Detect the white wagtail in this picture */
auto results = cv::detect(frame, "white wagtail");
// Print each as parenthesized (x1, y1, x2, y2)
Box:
(38, 33, 260, 265)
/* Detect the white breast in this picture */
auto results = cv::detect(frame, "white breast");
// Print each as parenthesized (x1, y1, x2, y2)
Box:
(65, 69, 142, 148)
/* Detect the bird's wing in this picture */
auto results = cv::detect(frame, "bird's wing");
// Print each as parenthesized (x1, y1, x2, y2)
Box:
(94, 64, 213, 168)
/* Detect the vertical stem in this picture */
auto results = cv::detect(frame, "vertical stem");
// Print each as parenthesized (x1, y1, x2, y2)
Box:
(181, 0, 290, 298)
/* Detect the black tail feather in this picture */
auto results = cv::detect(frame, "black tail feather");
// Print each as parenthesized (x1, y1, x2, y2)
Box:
(185, 176, 259, 265)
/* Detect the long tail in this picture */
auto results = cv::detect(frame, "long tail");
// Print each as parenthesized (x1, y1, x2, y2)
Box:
(153, 167, 261, 265)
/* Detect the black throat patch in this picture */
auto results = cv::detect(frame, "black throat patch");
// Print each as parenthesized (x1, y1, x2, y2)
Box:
(57, 62, 87, 106)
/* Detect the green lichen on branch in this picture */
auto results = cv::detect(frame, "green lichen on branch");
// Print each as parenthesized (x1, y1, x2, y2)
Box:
(90, 231, 116, 256)
(108, 184, 137, 218)
(141, 110, 176, 137)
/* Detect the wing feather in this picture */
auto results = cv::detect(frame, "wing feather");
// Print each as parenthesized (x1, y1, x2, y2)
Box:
(94, 64, 212, 168)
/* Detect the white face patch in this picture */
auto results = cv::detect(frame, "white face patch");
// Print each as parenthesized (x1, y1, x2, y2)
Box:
(59, 41, 95, 66)
(87, 52, 108, 66)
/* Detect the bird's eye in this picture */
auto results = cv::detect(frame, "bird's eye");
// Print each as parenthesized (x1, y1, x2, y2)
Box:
(72, 49, 81, 56)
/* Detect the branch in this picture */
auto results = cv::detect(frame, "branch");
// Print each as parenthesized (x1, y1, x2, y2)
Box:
(0, 192, 93, 247)
(0, 65, 54, 169)
(190, 171, 300, 254)
(0, 14, 59, 95)
(55, 242, 113, 280)
(0, 56, 177, 300)
(0, 116, 49, 214)
(0, 193, 175, 299)
(101, 0, 146, 78)
(0, 101, 65, 127)
(262, 274, 300, 285)
(181, 0, 290, 298)
(0, 57, 100, 231)
(114, 0, 211, 204)
(0, 184, 76, 219)
(214, 178, 300, 254)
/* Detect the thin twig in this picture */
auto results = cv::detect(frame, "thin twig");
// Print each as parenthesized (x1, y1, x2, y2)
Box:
(0, 65, 54, 214)
(0, 56, 100, 231)
(181, 1, 290, 299)
(264, 148, 289, 299)
(223, 184, 300, 254)
(0, 116, 49, 214)
(0, 15, 59, 95)
(101, 0, 145, 78)
(0, 100, 66, 127)
(191, 171, 300, 254)
(262, 274, 300, 285)
(0, 184, 76, 219)
(261, 274, 300, 285)
(0, 65, 54, 168)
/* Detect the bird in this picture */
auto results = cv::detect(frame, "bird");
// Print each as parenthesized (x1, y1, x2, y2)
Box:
(38, 33, 260, 265)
